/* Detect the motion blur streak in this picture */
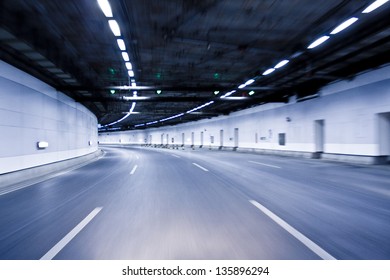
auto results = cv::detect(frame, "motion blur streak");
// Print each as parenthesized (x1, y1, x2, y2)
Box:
(0, 146, 389, 259)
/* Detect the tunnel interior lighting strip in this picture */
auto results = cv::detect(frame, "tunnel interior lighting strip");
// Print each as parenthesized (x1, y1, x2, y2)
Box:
(245, 79, 255, 85)
(125, 62, 132, 70)
(220, 90, 236, 99)
(262, 68, 275, 75)
(97, 0, 113, 18)
(186, 101, 214, 114)
(122, 52, 129, 61)
(108, 20, 121, 36)
(117, 39, 126, 51)
(330, 17, 359, 35)
(307, 36, 330, 49)
(97, 0, 142, 129)
(362, 0, 389, 13)
(274, 60, 289, 69)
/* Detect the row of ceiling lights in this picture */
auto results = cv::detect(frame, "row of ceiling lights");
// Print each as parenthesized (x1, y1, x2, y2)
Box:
(235, 0, 389, 91)
(101, 0, 389, 131)
(96, 0, 137, 128)
(132, 0, 389, 129)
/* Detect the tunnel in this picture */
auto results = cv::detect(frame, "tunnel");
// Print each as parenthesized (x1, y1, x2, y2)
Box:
(0, 0, 390, 263)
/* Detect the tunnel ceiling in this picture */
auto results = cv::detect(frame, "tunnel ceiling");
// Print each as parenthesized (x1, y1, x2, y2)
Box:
(1, 0, 390, 131)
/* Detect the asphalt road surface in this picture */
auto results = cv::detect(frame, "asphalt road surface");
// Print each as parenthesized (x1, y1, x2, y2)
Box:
(0, 145, 389, 259)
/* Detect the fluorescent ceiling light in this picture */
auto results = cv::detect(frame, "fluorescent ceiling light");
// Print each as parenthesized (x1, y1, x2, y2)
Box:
(117, 39, 126, 50)
(97, 0, 113, 17)
(307, 35, 330, 49)
(262, 68, 275, 75)
(108, 20, 121, 36)
(238, 84, 246, 89)
(245, 79, 255, 85)
(274, 60, 289, 69)
(221, 90, 236, 98)
(122, 52, 129, 61)
(125, 62, 132, 70)
(362, 0, 389, 13)
(248, 91, 255, 95)
(103, 101, 137, 127)
(330, 17, 359, 34)
(128, 70, 134, 77)
(123, 96, 149, 101)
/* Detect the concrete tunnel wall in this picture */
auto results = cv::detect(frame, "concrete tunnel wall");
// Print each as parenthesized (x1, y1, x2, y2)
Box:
(99, 64, 390, 164)
(0, 61, 98, 175)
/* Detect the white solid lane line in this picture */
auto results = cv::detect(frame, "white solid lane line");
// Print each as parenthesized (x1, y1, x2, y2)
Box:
(248, 160, 281, 169)
(130, 165, 138, 175)
(249, 200, 336, 260)
(192, 163, 209, 172)
(40, 207, 103, 260)
(171, 154, 181, 158)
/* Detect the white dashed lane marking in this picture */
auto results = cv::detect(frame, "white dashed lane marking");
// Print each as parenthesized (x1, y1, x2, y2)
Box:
(40, 207, 103, 260)
(249, 200, 336, 260)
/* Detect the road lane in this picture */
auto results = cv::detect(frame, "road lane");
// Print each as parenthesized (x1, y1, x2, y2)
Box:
(54, 147, 319, 259)
(138, 146, 390, 259)
(0, 145, 389, 259)
(0, 147, 138, 259)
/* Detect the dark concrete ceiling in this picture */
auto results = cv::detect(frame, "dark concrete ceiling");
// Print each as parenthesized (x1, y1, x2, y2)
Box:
(1, 0, 390, 131)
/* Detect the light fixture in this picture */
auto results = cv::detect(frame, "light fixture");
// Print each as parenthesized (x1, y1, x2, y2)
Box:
(262, 68, 275, 75)
(102, 101, 137, 127)
(160, 113, 185, 122)
(245, 79, 255, 85)
(110, 89, 115, 94)
(37, 141, 49, 149)
(330, 17, 358, 34)
(123, 96, 149, 101)
(128, 70, 134, 77)
(156, 90, 162, 94)
(122, 52, 129, 61)
(274, 60, 289, 69)
(108, 20, 121, 36)
(362, 0, 389, 13)
(214, 91, 220, 95)
(117, 39, 126, 50)
(125, 62, 132, 70)
(97, 0, 113, 18)
(131, 82, 137, 87)
(248, 91, 255, 95)
(220, 90, 236, 98)
(238, 84, 246, 89)
(307, 35, 330, 49)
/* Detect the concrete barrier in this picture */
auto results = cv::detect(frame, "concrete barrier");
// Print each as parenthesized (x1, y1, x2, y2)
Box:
(0, 150, 103, 192)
